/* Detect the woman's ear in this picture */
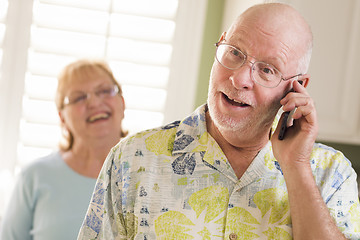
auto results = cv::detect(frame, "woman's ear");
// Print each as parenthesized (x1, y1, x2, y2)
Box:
(58, 110, 66, 125)
(121, 95, 126, 120)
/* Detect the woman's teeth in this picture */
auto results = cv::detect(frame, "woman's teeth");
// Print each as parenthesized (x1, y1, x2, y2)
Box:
(88, 113, 109, 122)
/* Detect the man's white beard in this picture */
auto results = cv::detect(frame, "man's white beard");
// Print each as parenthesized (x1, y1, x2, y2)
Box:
(207, 97, 281, 136)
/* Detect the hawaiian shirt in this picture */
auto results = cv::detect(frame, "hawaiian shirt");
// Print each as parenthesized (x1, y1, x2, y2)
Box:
(78, 104, 360, 240)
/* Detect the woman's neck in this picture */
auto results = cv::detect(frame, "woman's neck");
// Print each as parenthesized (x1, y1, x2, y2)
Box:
(62, 135, 120, 178)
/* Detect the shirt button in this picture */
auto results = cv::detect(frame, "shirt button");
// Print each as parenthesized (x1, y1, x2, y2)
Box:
(229, 233, 238, 239)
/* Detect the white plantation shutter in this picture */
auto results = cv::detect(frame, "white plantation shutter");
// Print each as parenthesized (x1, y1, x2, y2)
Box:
(0, 0, 207, 218)
(18, 0, 201, 165)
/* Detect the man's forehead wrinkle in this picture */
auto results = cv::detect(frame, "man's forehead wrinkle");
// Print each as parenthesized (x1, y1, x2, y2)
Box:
(227, 25, 290, 71)
(226, 28, 252, 51)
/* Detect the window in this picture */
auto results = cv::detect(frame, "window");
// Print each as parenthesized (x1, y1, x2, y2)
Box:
(0, 0, 207, 218)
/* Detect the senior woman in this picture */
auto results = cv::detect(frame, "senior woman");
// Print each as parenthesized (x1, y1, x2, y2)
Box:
(0, 59, 127, 240)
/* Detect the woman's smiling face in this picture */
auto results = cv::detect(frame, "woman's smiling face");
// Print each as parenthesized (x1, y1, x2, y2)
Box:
(59, 68, 125, 142)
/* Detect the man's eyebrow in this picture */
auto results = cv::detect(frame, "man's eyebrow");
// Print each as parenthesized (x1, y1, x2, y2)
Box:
(227, 36, 287, 70)
(261, 56, 286, 70)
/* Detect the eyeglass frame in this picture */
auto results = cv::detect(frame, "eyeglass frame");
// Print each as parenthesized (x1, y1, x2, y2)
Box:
(63, 84, 120, 107)
(214, 41, 303, 88)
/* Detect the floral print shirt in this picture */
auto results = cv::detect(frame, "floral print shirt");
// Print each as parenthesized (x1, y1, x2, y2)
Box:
(78, 104, 360, 240)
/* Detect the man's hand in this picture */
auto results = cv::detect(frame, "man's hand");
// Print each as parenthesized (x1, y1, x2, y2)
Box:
(271, 80, 346, 240)
(271, 80, 318, 169)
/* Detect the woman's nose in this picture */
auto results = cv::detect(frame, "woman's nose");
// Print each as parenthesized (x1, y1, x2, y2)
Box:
(86, 92, 102, 106)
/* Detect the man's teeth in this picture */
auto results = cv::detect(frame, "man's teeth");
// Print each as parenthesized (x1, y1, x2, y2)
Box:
(88, 113, 109, 122)
(228, 96, 245, 105)
(228, 96, 247, 105)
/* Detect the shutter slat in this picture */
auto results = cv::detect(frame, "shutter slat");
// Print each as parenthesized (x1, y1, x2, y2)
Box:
(110, 14, 175, 42)
(39, 0, 111, 11)
(122, 85, 167, 112)
(31, 27, 107, 56)
(22, 98, 59, 124)
(110, 61, 169, 89)
(24, 74, 57, 100)
(112, 0, 178, 19)
(33, 2, 109, 34)
(19, 121, 61, 148)
(122, 109, 164, 134)
(27, 52, 76, 76)
(107, 38, 172, 65)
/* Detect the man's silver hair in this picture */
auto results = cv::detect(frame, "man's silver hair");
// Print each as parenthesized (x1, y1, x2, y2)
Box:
(297, 36, 313, 73)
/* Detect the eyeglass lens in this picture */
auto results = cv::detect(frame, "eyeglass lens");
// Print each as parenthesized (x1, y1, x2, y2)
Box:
(216, 44, 282, 88)
(64, 85, 118, 105)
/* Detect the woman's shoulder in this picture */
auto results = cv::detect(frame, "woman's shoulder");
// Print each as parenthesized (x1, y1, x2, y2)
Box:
(20, 151, 63, 176)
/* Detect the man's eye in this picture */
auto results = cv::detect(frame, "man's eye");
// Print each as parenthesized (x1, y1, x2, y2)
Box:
(229, 49, 245, 61)
(262, 67, 275, 74)
(230, 49, 241, 57)
(257, 62, 277, 75)
(230, 49, 238, 56)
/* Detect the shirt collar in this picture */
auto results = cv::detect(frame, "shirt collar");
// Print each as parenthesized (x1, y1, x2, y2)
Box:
(171, 104, 208, 156)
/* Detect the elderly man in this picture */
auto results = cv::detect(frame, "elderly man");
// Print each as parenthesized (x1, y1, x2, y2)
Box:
(78, 3, 360, 239)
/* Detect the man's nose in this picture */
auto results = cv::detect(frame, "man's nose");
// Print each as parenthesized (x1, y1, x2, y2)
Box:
(229, 61, 255, 90)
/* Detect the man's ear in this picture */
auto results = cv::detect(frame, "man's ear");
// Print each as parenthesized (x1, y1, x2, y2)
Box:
(300, 74, 310, 88)
(218, 32, 226, 43)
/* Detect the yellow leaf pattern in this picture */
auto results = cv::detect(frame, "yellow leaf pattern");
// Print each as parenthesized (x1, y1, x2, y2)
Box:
(188, 185, 229, 223)
(253, 188, 289, 224)
(145, 128, 177, 156)
(263, 226, 292, 240)
(155, 211, 195, 240)
(350, 202, 360, 232)
(221, 207, 260, 239)
(192, 132, 227, 165)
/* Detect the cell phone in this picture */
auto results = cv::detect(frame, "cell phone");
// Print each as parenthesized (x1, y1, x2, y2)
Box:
(278, 80, 303, 140)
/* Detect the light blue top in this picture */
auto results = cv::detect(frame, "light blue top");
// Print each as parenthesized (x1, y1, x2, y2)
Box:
(0, 152, 96, 240)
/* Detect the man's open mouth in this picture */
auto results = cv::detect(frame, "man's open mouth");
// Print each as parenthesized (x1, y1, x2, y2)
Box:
(223, 93, 249, 107)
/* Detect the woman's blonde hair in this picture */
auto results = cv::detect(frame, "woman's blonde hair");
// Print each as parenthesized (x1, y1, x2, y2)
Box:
(55, 59, 128, 151)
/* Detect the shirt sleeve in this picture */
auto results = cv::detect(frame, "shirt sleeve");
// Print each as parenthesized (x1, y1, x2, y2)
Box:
(324, 155, 360, 239)
(0, 171, 34, 240)
(78, 146, 127, 240)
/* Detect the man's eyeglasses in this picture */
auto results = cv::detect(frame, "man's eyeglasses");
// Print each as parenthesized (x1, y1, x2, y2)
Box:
(63, 85, 119, 106)
(215, 42, 302, 88)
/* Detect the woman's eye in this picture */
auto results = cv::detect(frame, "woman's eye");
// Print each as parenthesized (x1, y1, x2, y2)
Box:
(97, 88, 112, 96)
(73, 95, 87, 103)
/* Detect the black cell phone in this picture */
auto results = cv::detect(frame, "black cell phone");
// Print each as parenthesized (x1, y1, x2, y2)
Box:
(278, 109, 293, 140)
(278, 80, 303, 140)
